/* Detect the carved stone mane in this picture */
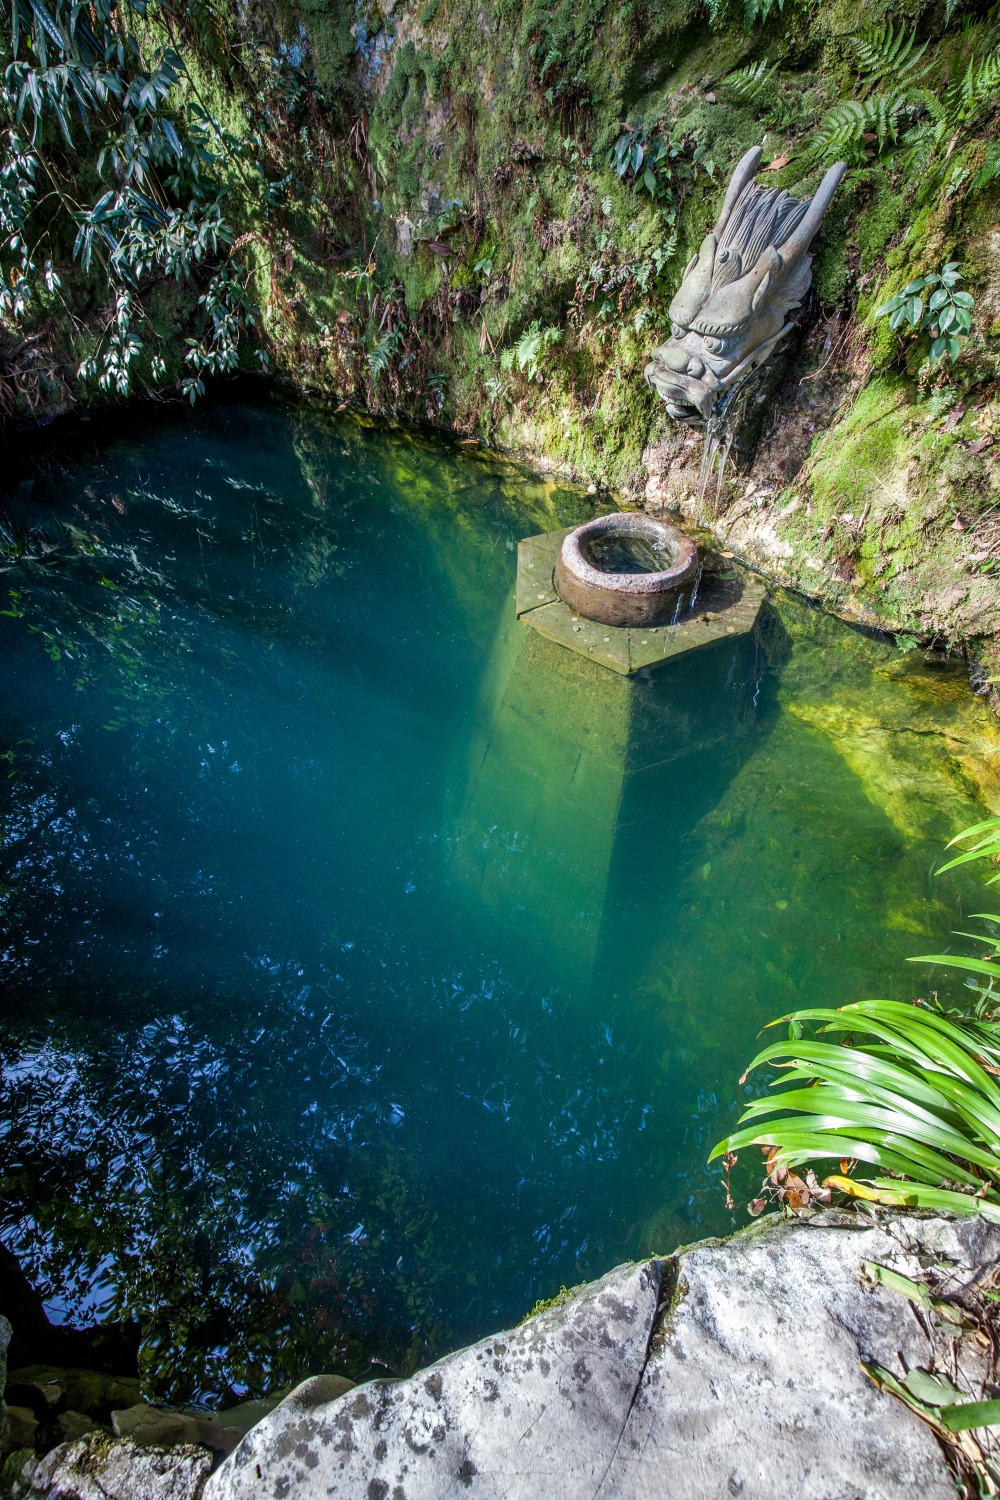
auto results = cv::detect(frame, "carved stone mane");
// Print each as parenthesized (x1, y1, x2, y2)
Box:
(645, 147, 846, 428)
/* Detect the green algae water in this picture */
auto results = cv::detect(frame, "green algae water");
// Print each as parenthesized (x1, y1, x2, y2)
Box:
(1, 389, 998, 1406)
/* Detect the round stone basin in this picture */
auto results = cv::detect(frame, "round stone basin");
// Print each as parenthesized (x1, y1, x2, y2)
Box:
(554, 512, 699, 628)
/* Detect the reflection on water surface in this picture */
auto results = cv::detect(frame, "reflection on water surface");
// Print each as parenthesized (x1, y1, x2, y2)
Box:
(0, 390, 997, 1405)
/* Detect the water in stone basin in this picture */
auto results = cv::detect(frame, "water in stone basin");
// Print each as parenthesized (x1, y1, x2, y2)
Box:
(582, 530, 668, 574)
(0, 389, 998, 1407)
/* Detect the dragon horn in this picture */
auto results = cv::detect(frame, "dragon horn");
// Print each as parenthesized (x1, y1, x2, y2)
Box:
(712, 146, 764, 238)
(776, 162, 847, 265)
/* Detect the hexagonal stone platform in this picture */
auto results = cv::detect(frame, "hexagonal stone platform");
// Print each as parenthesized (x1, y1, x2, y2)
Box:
(516, 525, 766, 675)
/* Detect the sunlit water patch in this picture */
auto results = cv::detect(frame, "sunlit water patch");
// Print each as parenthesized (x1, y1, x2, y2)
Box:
(1, 390, 997, 1405)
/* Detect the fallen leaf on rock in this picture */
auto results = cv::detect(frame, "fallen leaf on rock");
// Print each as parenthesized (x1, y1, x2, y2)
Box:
(823, 1173, 881, 1201)
(903, 1369, 965, 1405)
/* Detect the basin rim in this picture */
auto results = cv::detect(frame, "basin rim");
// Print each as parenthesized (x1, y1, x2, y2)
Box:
(558, 512, 698, 597)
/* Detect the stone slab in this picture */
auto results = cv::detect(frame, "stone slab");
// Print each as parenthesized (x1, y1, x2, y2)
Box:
(207, 1259, 662, 1500)
(13, 1434, 211, 1499)
(515, 528, 765, 675)
(513, 526, 572, 617)
(204, 1213, 998, 1500)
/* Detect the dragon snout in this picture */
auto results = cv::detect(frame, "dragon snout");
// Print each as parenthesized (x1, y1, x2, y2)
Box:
(661, 344, 705, 380)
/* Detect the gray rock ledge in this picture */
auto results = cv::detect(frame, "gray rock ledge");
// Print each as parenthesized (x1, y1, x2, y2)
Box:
(18, 1213, 1000, 1500)
(206, 1212, 1000, 1500)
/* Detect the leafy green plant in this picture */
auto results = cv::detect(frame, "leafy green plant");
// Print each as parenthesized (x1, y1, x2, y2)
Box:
(607, 119, 713, 222)
(921, 51, 1000, 139)
(706, 0, 793, 32)
(607, 118, 659, 194)
(711, 999, 1000, 1221)
(936, 816, 1000, 885)
(499, 320, 562, 381)
(367, 326, 406, 392)
(875, 262, 975, 366)
(0, 0, 265, 405)
(805, 92, 911, 165)
(712, 813, 1000, 1222)
(972, 142, 1000, 195)
(848, 22, 928, 95)
(523, 0, 597, 116)
(804, 23, 1000, 180)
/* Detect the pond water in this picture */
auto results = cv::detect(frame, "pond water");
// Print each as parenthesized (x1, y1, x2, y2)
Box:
(1, 389, 998, 1407)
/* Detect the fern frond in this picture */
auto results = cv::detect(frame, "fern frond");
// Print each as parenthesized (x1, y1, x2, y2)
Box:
(185, 0, 228, 63)
(805, 90, 911, 164)
(909, 86, 947, 128)
(743, 0, 782, 26)
(870, 89, 910, 151)
(941, 51, 1000, 132)
(805, 99, 868, 164)
(722, 58, 777, 104)
(966, 51, 1000, 111)
(897, 117, 936, 174)
(972, 141, 1000, 193)
(849, 23, 928, 96)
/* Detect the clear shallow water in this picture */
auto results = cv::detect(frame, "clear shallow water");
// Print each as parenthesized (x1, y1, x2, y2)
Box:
(582, 531, 666, 573)
(1, 389, 998, 1405)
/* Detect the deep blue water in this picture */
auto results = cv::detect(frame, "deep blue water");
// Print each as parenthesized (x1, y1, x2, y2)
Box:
(0, 390, 994, 1404)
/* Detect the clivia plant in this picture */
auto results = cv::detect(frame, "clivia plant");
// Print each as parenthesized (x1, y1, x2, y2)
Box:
(712, 813, 1000, 1224)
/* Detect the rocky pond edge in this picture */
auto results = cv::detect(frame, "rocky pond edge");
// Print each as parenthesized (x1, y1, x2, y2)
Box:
(5, 1208, 1000, 1499)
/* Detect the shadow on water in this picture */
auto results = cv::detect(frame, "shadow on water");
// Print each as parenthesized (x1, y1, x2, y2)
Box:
(0, 387, 998, 1405)
(451, 609, 779, 995)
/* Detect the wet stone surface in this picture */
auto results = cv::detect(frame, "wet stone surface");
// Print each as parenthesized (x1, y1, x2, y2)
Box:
(516, 526, 765, 675)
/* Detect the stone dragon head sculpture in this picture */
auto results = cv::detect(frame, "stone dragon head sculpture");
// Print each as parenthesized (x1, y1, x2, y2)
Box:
(645, 147, 846, 428)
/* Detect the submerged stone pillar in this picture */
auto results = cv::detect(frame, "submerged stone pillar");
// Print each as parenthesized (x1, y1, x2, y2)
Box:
(452, 596, 766, 990)
(454, 614, 633, 982)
